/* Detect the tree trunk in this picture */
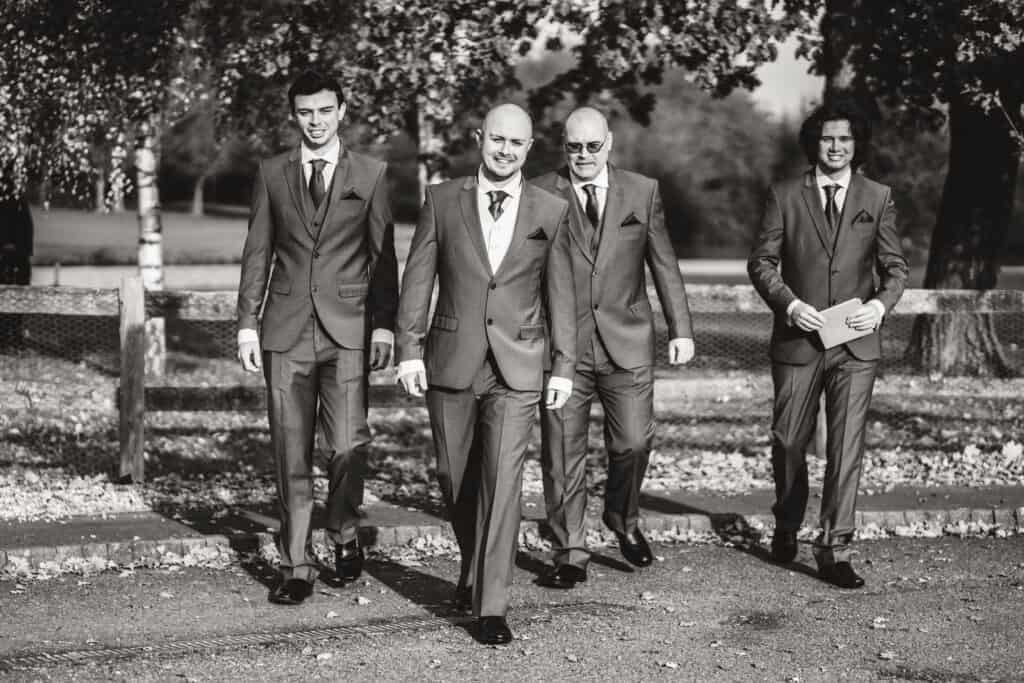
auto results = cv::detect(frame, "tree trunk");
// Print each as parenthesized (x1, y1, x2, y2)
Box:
(94, 172, 107, 213)
(134, 119, 166, 378)
(111, 170, 126, 213)
(191, 173, 206, 216)
(415, 100, 448, 206)
(907, 90, 1022, 377)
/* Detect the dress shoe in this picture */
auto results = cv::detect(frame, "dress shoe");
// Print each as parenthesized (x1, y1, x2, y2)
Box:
(269, 578, 313, 605)
(771, 530, 798, 563)
(538, 564, 587, 589)
(476, 616, 513, 645)
(613, 529, 653, 567)
(818, 561, 865, 589)
(453, 585, 472, 611)
(335, 539, 364, 581)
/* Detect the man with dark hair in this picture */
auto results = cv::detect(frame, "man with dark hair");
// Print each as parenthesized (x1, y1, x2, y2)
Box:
(532, 107, 694, 589)
(396, 103, 576, 645)
(237, 70, 398, 605)
(748, 98, 908, 588)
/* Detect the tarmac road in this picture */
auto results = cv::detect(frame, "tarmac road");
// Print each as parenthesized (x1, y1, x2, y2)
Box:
(2, 536, 1023, 682)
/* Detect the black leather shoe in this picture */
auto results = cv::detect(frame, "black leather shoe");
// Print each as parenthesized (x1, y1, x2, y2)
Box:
(476, 616, 513, 645)
(269, 578, 313, 605)
(614, 529, 653, 567)
(335, 539, 364, 581)
(771, 530, 799, 563)
(538, 564, 587, 589)
(818, 561, 865, 589)
(453, 585, 472, 611)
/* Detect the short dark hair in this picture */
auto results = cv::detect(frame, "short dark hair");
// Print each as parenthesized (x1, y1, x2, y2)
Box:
(287, 71, 344, 113)
(799, 98, 872, 170)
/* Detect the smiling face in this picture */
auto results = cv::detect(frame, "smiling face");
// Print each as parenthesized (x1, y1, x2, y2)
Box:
(564, 108, 611, 182)
(476, 104, 533, 182)
(817, 119, 855, 176)
(292, 89, 345, 151)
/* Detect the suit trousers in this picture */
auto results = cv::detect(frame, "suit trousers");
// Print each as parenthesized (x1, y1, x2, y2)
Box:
(770, 344, 877, 566)
(541, 333, 655, 569)
(263, 313, 370, 582)
(425, 355, 540, 617)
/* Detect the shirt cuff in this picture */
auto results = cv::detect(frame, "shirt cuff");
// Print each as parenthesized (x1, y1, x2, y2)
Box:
(867, 299, 886, 321)
(547, 376, 573, 396)
(238, 328, 259, 344)
(397, 359, 426, 379)
(371, 328, 394, 346)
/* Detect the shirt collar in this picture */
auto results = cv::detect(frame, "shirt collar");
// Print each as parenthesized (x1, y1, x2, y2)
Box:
(815, 165, 851, 189)
(477, 167, 523, 201)
(301, 137, 341, 165)
(570, 164, 609, 192)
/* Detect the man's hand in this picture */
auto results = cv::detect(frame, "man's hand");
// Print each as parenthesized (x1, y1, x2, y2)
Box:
(668, 337, 695, 365)
(846, 301, 883, 331)
(790, 301, 826, 332)
(369, 341, 393, 371)
(544, 376, 573, 410)
(397, 367, 428, 397)
(238, 340, 262, 373)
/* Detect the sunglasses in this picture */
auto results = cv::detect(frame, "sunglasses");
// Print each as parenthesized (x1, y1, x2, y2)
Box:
(564, 138, 607, 155)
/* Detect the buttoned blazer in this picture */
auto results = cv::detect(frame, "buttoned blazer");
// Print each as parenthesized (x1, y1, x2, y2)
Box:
(237, 147, 398, 352)
(531, 166, 692, 369)
(747, 169, 909, 364)
(395, 176, 577, 392)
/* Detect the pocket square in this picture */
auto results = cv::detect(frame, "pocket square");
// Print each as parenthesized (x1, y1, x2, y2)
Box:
(852, 209, 874, 224)
(339, 188, 362, 200)
(621, 212, 643, 226)
(527, 228, 548, 240)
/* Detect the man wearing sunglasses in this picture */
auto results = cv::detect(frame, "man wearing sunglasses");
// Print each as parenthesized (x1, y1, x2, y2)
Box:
(532, 107, 694, 589)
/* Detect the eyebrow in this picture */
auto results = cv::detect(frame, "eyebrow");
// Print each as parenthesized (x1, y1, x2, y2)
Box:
(489, 134, 527, 144)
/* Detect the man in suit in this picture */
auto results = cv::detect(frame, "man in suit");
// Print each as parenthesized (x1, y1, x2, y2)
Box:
(532, 107, 694, 589)
(748, 99, 908, 588)
(237, 71, 398, 605)
(396, 103, 576, 645)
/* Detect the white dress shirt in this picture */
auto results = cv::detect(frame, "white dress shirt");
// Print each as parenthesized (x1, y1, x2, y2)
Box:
(238, 137, 393, 348)
(476, 168, 523, 272)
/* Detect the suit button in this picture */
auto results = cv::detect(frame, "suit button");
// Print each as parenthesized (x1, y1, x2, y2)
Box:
(831, 268, 839, 275)
(487, 318, 493, 325)
(489, 283, 496, 290)
(313, 250, 320, 259)
(593, 304, 599, 310)
(592, 270, 598, 278)
(313, 286, 319, 293)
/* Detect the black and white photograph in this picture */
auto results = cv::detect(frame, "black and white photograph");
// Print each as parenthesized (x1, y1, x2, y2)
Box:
(1, 0, 1023, 680)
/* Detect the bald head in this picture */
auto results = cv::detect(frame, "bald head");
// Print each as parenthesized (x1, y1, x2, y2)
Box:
(564, 107, 612, 182)
(477, 103, 534, 183)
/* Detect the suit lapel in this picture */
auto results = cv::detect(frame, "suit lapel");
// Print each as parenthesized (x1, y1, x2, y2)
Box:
(554, 170, 594, 264)
(494, 183, 537, 279)
(800, 170, 834, 257)
(834, 172, 866, 253)
(284, 150, 314, 238)
(595, 166, 626, 266)
(318, 148, 354, 238)
(458, 177, 493, 276)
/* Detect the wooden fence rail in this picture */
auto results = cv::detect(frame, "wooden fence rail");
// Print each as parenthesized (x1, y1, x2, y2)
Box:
(2, 279, 1023, 482)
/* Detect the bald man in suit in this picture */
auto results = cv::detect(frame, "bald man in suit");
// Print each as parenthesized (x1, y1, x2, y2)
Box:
(396, 104, 576, 645)
(532, 107, 694, 589)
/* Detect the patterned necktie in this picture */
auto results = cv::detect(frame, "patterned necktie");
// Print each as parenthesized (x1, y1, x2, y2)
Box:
(487, 190, 509, 221)
(309, 159, 328, 209)
(583, 183, 601, 251)
(824, 183, 841, 235)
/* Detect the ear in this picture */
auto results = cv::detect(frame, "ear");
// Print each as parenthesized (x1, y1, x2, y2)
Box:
(473, 129, 483, 148)
(525, 138, 534, 155)
(337, 102, 347, 123)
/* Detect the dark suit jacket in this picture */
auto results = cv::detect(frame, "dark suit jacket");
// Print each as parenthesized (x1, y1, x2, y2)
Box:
(237, 147, 398, 352)
(396, 176, 576, 392)
(531, 166, 692, 369)
(747, 169, 909, 364)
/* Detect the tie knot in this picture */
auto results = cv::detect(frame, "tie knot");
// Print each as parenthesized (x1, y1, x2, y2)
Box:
(824, 183, 840, 199)
(487, 190, 509, 221)
(311, 159, 328, 174)
(583, 183, 598, 199)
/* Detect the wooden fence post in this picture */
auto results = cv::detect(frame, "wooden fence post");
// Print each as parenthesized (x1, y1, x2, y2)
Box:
(119, 275, 145, 483)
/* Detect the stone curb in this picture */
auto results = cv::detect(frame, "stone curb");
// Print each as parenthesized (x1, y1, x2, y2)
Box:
(3, 506, 1022, 572)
